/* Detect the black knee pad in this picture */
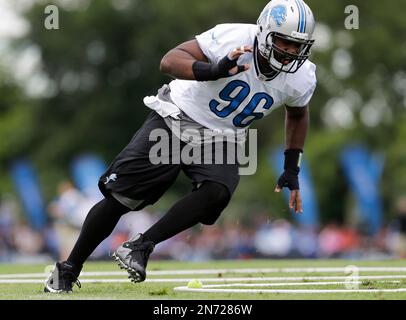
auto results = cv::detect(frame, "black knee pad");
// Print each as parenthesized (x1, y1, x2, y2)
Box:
(198, 181, 231, 225)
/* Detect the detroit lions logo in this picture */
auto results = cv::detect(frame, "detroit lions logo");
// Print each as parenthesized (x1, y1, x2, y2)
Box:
(270, 5, 287, 27)
(104, 173, 117, 185)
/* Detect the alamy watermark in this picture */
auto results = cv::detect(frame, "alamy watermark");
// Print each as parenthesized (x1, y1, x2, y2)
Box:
(344, 5, 359, 30)
(344, 265, 360, 290)
(44, 5, 359, 32)
(44, 5, 60, 30)
(148, 124, 258, 176)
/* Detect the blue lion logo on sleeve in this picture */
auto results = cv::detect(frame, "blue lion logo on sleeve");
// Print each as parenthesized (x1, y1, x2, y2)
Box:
(270, 5, 287, 27)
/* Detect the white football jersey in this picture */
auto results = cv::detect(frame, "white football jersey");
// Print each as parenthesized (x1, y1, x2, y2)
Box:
(166, 23, 317, 131)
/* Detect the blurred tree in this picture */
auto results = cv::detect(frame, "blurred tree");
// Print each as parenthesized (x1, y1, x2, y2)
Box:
(0, 67, 37, 195)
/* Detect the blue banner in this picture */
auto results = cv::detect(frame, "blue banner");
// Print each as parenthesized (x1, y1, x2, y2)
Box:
(71, 154, 107, 200)
(71, 154, 112, 259)
(10, 160, 47, 231)
(340, 145, 384, 235)
(270, 147, 320, 227)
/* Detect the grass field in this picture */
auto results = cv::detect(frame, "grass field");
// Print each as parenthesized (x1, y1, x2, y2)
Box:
(1, 259, 406, 300)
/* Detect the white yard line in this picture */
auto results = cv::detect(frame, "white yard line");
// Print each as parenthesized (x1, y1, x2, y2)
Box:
(148, 267, 406, 274)
(2, 268, 406, 295)
(0, 279, 130, 284)
(2, 275, 406, 284)
(145, 275, 406, 282)
(202, 280, 401, 288)
(1, 267, 406, 279)
(173, 287, 406, 294)
(0, 272, 127, 279)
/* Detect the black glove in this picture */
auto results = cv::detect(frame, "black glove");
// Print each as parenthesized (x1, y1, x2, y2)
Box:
(276, 149, 303, 191)
(192, 54, 246, 81)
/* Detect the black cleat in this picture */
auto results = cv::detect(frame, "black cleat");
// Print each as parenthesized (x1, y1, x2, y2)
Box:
(112, 233, 155, 283)
(44, 261, 81, 293)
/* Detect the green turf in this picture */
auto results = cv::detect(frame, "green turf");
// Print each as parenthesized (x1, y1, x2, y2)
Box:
(1, 259, 406, 300)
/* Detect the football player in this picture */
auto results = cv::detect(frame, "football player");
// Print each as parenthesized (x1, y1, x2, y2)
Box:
(45, 0, 316, 293)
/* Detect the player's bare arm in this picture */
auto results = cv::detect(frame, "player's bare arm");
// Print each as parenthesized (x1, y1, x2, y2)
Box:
(160, 40, 207, 80)
(160, 39, 252, 80)
(275, 105, 309, 214)
(285, 105, 309, 151)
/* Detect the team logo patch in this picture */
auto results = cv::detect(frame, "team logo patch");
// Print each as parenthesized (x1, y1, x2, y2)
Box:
(270, 5, 287, 27)
(104, 173, 117, 185)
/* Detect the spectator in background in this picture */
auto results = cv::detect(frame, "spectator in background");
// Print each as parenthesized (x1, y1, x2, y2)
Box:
(48, 181, 94, 260)
(394, 196, 406, 258)
(11, 223, 44, 257)
(110, 209, 158, 256)
(222, 220, 255, 259)
(318, 223, 344, 258)
(292, 226, 318, 258)
(0, 194, 18, 262)
(338, 226, 360, 256)
(254, 219, 293, 258)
